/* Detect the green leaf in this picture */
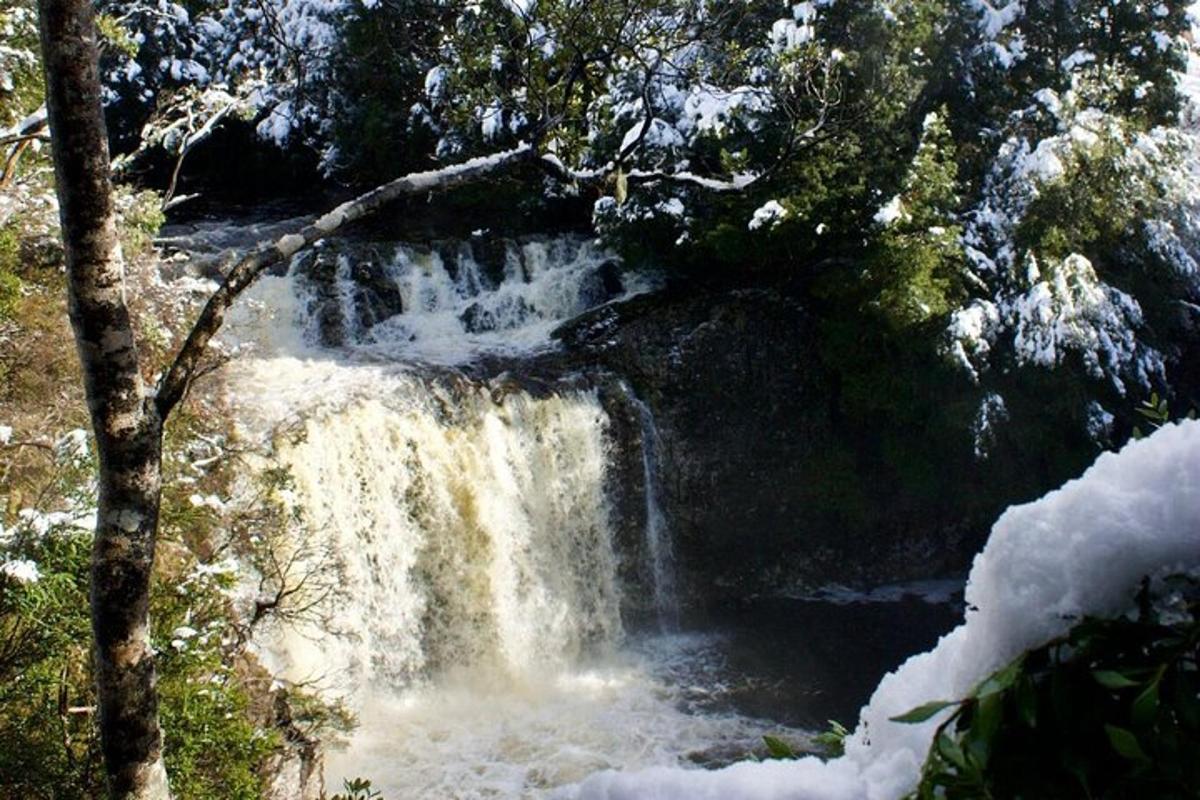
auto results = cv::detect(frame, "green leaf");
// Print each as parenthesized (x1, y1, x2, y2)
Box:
(890, 700, 959, 724)
(973, 692, 1004, 742)
(1092, 670, 1140, 689)
(762, 734, 798, 760)
(935, 731, 969, 771)
(975, 656, 1024, 697)
(1105, 724, 1150, 762)
(1132, 680, 1160, 728)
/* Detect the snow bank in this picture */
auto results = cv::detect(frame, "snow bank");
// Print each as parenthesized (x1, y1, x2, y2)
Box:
(563, 420, 1200, 800)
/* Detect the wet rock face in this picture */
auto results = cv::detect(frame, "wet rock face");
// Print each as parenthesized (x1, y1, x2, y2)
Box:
(292, 242, 406, 348)
(559, 288, 979, 604)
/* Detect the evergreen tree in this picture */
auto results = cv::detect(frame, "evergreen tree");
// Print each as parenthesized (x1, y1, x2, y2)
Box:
(867, 109, 967, 330)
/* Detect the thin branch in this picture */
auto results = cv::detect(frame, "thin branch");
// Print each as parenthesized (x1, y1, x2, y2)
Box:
(162, 98, 240, 209)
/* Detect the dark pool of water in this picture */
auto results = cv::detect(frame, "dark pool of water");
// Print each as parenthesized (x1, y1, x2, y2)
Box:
(633, 586, 964, 757)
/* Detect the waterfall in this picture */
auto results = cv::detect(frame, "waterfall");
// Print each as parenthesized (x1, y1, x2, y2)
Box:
(269, 379, 623, 696)
(622, 383, 681, 631)
(201, 229, 774, 798)
(292, 234, 647, 363)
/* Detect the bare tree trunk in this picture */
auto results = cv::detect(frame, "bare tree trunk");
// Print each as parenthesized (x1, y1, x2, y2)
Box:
(36, 2, 170, 798)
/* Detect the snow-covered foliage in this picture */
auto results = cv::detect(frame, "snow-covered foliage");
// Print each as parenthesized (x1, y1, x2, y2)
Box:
(942, 3, 1200, 400)
(970, 391, 1007, 459)
(92, 0, 349, 151)
(563, 420, 1200, 799)
(0, 1, 38, 119)
(748, 200, 789, 231)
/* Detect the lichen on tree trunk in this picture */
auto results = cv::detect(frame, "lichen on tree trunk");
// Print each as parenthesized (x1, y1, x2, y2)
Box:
(36, 0, 171, 797)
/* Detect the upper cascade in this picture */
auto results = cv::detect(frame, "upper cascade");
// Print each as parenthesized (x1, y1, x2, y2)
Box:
(290, 234, 650, 365)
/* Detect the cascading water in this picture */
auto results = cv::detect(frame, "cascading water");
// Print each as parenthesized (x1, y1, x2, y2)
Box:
(271, 384, 623, 693)
(201, 227, 800, 797)
(622, 382, 681, 632)
(293, 235, 643, 363)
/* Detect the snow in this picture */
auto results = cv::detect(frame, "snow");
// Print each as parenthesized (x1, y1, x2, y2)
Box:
(1085, 401, 1115, 443)
(1005, 253, 1163, 393)
(189, 494, 227, 511)
(0, 425, 11, 445)
(564, 420, 1200, 799)
(968, 0, 1023, 39)
(872, 195, 906, 226)
(683, 86, 773, 138)
(1, 559, 40, 584)
(480, 101, 506, 140)
(1032, 88, 1061, 117)
(748, 200, 789, 231)
(620, 118, 685, 154)
(971, 392, 1007, 459)
(55, 429, 89, 462)
(770, 18, 815, 52)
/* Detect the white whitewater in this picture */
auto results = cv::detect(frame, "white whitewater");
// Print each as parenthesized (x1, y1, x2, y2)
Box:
(302, 235, 650, 364)
(209, 230, 782, 798)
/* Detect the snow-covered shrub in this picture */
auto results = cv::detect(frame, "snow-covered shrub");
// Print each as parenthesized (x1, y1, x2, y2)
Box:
(0, 428, 278, 798)
(0, 0, 40, 126)
(946, 107, 1199, 398)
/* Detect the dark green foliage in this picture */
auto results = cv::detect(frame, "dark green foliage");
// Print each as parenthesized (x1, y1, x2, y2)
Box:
(0, 436, 298, 799)
(899, 576, 1200, 799)
(0, 224, 22, 320)
(0, 0, 42, 129)
(0, 523, 103, 797)
(861, 110, 967, 330)
(0, 502, 279, 799)
(328, 3, 446, 181)
(762, 734, 802, 760)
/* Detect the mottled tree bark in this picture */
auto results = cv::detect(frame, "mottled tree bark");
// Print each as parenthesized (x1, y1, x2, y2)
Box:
(36, 1, 170, 798)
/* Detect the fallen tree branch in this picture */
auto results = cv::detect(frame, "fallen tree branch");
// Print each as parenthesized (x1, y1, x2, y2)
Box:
(162, 98, 240, 209)
(0, 107, 50, 187)
(154, 143, 536, 416)
(0, 131, 51, 148)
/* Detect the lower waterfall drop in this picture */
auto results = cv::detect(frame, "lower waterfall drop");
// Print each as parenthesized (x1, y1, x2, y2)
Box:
(270, 380, 623, 694)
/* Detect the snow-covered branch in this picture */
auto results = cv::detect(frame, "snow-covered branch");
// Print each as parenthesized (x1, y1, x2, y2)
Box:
(537, 153, 759, 193)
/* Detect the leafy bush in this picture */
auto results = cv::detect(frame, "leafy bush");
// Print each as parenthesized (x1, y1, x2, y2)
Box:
(116, 188, 166, 256)
(0, 428, 341, 799)
(898, 576, 1200, 799)
(331, 777, 383, 800)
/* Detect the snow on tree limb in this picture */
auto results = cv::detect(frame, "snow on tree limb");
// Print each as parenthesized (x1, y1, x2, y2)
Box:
(536, 153, 760, 193)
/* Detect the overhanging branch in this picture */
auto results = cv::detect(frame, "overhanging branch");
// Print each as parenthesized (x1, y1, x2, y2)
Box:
(154, 143, 536, 418)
